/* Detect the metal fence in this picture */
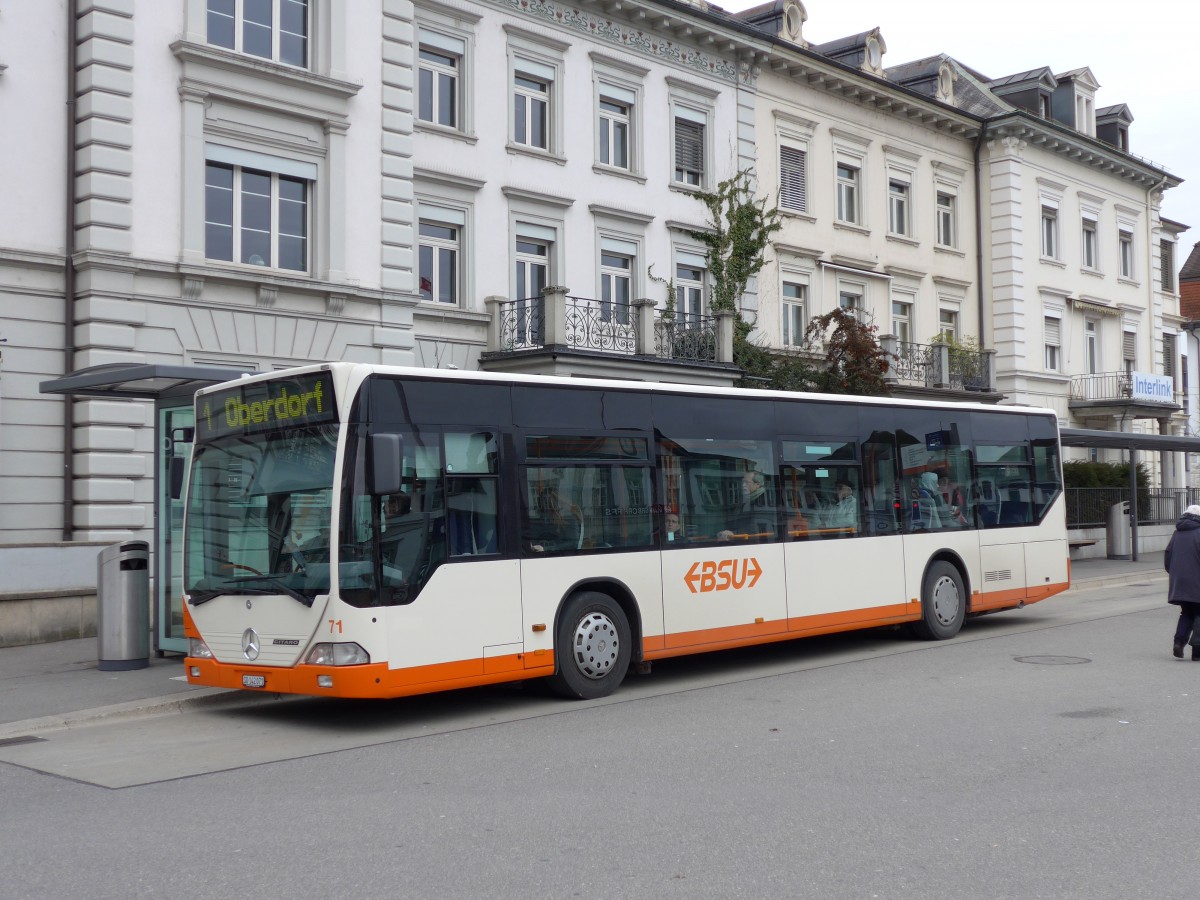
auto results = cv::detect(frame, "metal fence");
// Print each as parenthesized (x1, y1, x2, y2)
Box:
(1066, 487, 1200, 528)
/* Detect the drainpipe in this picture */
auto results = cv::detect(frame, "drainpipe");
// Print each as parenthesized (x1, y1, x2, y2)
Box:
(62, 0, 77, 541)
(973, 122, 989, 349)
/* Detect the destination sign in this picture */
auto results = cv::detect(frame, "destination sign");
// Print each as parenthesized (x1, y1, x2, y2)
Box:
(196, 371, 336, 440)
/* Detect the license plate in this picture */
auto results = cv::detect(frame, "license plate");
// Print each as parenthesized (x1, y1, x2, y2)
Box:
(242, 674, 266, 688)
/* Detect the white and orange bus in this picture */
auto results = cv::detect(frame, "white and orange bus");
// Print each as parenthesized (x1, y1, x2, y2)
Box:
(182, 363, 1068, 700)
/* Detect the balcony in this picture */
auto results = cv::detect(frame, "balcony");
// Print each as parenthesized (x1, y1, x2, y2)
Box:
(1069, 371, 1182, 419)
(480, 287, 741, 386)
(879, 336, 1003, 402)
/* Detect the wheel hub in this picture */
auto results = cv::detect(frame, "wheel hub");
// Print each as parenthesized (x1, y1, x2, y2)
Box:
(931, 575, 961, 626)
(572, 612, 620, 680)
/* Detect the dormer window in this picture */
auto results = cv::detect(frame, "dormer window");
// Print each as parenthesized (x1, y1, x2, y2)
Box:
(1040, 94, 1051, 118)
(866, 37, 881, 71)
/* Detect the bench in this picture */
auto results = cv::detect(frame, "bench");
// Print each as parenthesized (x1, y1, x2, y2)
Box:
(1069, 538, 1097, 551)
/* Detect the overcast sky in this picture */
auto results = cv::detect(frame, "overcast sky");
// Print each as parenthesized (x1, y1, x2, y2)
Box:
(719, 0, 1197, 270)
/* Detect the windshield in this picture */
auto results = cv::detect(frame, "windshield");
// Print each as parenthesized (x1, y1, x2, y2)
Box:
(184, 424, 339, 605)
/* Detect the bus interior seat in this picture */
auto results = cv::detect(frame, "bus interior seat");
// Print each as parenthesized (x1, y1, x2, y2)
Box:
(998, 505, 1029, 526)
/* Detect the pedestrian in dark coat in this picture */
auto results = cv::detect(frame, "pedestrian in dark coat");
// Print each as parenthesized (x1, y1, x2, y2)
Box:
(1164, 504, 1200, 659)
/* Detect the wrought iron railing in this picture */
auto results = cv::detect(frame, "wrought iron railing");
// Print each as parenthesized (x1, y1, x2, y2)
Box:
(892, 341, 992, 391)
(498, 296, 545, 350)
(654, 312, 717, 362)
(1066, 486, 1200, 528)
(564, 296, 638, 355)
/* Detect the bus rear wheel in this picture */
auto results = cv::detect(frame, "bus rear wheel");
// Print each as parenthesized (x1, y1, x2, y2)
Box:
(548, 591, 631, 700)
(911, 560, 965, 640)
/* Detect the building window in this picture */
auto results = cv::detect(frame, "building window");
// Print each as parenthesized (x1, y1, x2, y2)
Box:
(676, 261, 706, 323)
(418, 220, 460, 304)
(891, 299, 912, 344)
(888, 179, 910, 236)
(598, 94, 631, 170)
(936, 192, 956, 247)
(836, 163, 859, 224)
(1085, 320, 1098, 374)
(1123, 330, 1136, 378)
(516, 237, 549, 299)
(782, 282, 806, 347)
(1164, 333, 1178, 387)
(1119, 230, 1134, 278)
(839, 290, 862, 320)
(1162, 239, 1176, 291)
(779, 146, 807, 213)
(418, 32, 463, 129)
(1039, 94, 1051, 118)
(1044, 316, 1061, 371)
(205, 161, 308, 272)
(514, 70, 550, 150)
(673, 114, 705, 187)
(1041, 206, 1058, 259)
(600, 251, 632, 324)
(1082, 218, 1098, 270)
(938, 308, 959, 342)
(207, 0, 308, 68)
(514, 235, 551, 345)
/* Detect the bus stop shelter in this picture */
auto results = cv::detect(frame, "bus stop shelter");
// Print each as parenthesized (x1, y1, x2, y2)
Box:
(40, 363, 252, 654)
(1060, 428, 1200, 561)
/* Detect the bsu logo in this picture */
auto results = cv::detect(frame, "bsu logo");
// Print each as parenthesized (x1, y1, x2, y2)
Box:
(684, 558, 762, 594)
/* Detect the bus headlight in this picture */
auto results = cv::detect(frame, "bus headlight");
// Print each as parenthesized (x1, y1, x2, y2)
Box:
(305, 642, 370, 666)
(188, 638, 214, 659)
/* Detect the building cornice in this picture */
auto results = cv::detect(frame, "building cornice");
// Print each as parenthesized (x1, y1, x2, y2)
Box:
(989, 112, 1180, 190)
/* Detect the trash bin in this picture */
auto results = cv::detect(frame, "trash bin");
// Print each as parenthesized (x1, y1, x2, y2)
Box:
(1107, 501, 1131, 560)
(97, 540, 150, 671)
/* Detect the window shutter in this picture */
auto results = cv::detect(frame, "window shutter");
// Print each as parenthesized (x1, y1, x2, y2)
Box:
(674, 119, 704, 176)
(779, 146, 807, 211)
(1044, 317, 1061, 346)
(1161, 240, 1175, 291)
(1164, 334, 1177, 380)
(1123, 330, 1136, 363)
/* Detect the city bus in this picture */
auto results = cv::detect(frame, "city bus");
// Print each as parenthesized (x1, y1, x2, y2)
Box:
(182, 363, 1068, 701)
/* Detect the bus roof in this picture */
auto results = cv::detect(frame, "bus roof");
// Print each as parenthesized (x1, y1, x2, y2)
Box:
(195, 361, 1057, 419)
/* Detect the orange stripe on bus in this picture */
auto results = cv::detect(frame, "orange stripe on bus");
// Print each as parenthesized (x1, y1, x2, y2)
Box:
(644, 602, 915, 660)
(186, 654, 555, 700)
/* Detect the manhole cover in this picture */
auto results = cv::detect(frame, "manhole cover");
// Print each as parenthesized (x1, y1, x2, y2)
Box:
(1014, 656, 1091, 665)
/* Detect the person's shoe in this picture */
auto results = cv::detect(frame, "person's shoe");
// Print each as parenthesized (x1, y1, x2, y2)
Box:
(1191, 645, 1200, 661)
(1175, 641, 1185, 659)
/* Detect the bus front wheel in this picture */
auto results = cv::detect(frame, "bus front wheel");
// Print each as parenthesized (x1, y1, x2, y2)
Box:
(912, 560, 965, 640)
(548, 591, 631, 700)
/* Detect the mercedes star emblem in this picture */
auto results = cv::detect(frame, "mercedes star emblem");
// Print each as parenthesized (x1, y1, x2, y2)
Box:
(242, 628, 261, 661)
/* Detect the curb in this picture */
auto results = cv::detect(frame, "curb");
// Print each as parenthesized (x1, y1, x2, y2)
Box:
(0, 685, 298, 741)
(1070, 571, 1167, 592)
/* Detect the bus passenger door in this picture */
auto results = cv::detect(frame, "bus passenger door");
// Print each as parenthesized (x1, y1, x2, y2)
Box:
(660, 543, 787, 650)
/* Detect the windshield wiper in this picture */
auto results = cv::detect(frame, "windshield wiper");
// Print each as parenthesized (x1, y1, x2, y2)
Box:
(222, 574, 315, 607)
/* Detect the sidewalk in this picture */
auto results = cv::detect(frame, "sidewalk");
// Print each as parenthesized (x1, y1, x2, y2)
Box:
(0, 552, 1169, 736)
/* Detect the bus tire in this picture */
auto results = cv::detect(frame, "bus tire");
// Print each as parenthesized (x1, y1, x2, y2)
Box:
(911, 560, 966, 640)
(548, 591, 631, 700)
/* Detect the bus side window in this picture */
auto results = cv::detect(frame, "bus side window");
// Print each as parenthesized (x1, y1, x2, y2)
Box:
(445, 432, 499, 557)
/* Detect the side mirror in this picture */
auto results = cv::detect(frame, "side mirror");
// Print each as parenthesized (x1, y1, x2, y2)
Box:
(169, 457, 186, 500)
(369, 433, 404, 496)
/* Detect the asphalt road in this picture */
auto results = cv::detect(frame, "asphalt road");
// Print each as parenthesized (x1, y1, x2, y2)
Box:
(2, 579, 1194, 899)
